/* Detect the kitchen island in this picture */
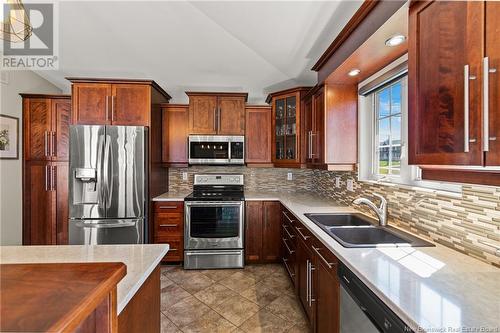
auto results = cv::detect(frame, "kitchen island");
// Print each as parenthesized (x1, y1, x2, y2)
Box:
(0, 244, 169, 333)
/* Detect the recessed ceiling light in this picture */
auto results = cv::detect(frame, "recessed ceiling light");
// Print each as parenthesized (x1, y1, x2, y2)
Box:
(348, 69, 361, 77)
(385, 34, 406, 47)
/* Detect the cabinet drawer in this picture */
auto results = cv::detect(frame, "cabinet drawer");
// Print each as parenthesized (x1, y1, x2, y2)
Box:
(312, 239, 338, 272)
(282, 235, 296, 257)
(282, 209, 296, 228)
(155, 213, 183, 236)
(154, 201, 184, 212)
(155, 236, 183, 262)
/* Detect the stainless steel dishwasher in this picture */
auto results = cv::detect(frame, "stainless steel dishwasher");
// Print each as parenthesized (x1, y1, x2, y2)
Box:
(338, 263, 414, 333)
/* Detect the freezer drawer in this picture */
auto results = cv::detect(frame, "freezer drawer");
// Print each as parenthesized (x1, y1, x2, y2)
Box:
(69, 219, 144, 245)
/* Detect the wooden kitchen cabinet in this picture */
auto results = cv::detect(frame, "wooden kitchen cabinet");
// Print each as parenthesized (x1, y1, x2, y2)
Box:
(24, 161, 54, 245)
(188, 95, 218, 134)
(68, 78, 171, 127)
(111, 84, 150, 125)
(245, 201, 281, 263)
(186, 92, 248, 135)
(245, 106, 272, 165)
(267, 87, 311, 167)
(154, 201, 184, 262)
(21, 94, 71, 245)
(409, 1, 484, 166)
(281, 206, 341, 333)
(408, 1, 500, 185)
(485, 2, 500, 166)
(312, 240, 339, 333)
(162, 104, 189, 166)
(262, 201, 281, 262)
(303, 86, 326, 168)
(218, 96, 246, 135)
(245, 201, 263, 263)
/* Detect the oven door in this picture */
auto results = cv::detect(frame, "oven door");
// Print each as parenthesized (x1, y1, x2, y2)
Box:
(185, 201, 244, 250)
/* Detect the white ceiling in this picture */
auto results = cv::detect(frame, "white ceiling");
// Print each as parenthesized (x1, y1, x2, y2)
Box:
(37, 1, 362, 104)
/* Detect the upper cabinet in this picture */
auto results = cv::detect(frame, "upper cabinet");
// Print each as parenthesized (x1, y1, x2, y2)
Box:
(162, 104, 189, 166)
(245, 105, 272, 165)
(186, 92, 247, 135)
(409, 1, 499, 166)
(68, 78, 171, 126)
(268, 86, 356, 169)
(22, 94, 71, 162)
(485, 2, 500, 166)
(303, 86, 326, 167)
(267, 87, 311, 167)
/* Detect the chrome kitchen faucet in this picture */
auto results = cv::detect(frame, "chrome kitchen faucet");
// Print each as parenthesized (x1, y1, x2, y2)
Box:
(353, 193, 388, 227)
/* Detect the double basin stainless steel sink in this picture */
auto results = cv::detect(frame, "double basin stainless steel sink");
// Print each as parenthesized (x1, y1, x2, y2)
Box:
(304, 213, 434, 248)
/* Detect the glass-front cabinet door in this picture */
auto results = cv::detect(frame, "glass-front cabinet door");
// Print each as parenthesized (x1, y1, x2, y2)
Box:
(273, 93, 299, 164)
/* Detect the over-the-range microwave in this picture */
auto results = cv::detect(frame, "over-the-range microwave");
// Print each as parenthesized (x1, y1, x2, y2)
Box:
(188, 135, 244, 165)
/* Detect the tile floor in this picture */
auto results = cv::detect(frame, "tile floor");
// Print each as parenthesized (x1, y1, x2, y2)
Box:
(160, 264, 312, 333)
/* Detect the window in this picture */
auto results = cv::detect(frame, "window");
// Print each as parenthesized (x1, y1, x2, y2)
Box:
(357, 58, 461, 193)
(375, 81, 402, 176)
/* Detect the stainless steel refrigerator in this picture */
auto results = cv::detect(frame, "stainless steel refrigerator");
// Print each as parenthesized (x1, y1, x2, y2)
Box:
(68, 125, 148, 245)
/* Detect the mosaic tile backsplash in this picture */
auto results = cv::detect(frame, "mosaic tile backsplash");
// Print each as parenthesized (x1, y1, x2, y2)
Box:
(168, 166, 314, 193)
(312, 170, 500, 267)
(168, 166, 500, 267)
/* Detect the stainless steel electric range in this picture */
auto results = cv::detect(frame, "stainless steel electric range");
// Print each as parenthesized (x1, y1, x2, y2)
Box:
(184, 174, 244, 269)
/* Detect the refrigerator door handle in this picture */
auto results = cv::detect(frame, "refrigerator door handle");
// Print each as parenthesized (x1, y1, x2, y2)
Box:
(103, 135, 112, 209)
(96, 135, 105, 209)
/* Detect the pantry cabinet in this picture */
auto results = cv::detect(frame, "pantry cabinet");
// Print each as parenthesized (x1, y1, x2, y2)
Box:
(21, 94, 71, 245)
(186, 92, 247, 135)
(244, 201, 281, 263)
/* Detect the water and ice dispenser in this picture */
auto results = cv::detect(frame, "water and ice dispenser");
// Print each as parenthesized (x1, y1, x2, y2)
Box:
(72, 167, 98, 205)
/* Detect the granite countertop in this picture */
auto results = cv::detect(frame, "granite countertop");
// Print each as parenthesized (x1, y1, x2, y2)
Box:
(153, 190, 500, 332)
(153, 190, 191, 201)
(0, 244, 169, 314)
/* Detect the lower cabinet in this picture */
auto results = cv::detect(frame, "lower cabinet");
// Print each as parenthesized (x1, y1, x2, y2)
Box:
(23, 161, 69, 245)
(281, 206, 340, 333)
(245, 201, 281, 263)
(153, 201, 184, 262)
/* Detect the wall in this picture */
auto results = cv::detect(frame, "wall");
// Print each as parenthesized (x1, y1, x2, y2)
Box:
(0, 71, 62, 245)
(312, 170, 500, 267)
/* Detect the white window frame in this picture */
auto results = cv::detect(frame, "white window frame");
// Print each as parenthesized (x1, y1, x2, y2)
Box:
(372, 79, 403, 179)
(358, 56, 462, 193)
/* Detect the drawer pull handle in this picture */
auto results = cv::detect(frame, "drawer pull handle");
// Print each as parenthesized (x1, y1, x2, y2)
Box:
(282, 211, 294, 223)
(282, 257, 295, 277)
(282, 238, 295, 255)
(159, 206, 178, 209)
(282, 224, 295, 239)
(312, 247, 335, 269)
(159, 224, 178, 227)
(169, 248, 178, 252)
(295, 226, 310, 240)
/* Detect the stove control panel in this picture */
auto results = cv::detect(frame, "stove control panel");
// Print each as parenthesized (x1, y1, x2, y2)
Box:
(193, 174, 244, 186)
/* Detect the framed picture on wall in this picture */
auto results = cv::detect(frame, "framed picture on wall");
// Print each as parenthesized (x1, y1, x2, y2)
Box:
(0, 115, 19, 159)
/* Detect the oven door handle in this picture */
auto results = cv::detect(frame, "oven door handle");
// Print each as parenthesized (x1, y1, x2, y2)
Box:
(185, 201, 244, 207)
(185, 251, 243, 256)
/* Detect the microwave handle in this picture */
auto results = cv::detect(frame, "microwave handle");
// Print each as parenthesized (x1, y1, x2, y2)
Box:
(228, 138, 232, 163)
